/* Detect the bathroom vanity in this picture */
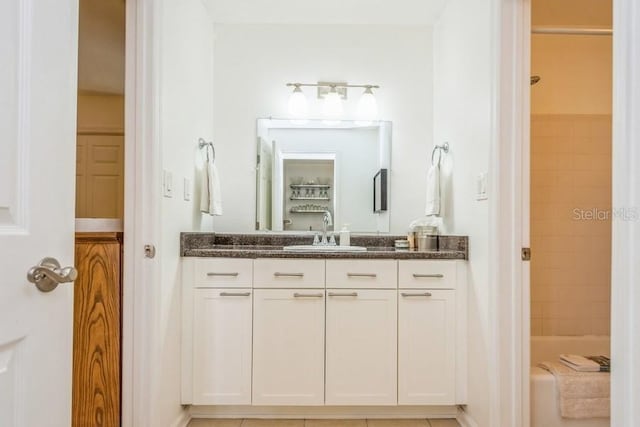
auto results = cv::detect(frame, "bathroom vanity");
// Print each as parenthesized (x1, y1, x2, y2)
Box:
(181, 233, 468, 413)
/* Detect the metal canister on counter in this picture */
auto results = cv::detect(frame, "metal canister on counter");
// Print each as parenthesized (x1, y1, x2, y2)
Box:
(414, 225, 438, 251)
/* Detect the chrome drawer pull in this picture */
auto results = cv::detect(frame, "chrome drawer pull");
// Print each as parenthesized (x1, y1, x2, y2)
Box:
(274, 272, 304, 277)
(347, 273, 377, 278)
(219, 292, 251, 297)
(412, 273, 444, 278)
(293, 292, 324, 298)
(328, 292, 358, 297)
(401, 292, 433, 297)
(207, 272, 239, 277)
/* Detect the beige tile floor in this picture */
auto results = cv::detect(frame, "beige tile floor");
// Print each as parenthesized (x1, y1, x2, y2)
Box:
(188, 419, 460, 427)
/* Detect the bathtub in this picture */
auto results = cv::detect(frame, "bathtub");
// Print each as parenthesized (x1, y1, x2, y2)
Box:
(530, 336, 610, 427)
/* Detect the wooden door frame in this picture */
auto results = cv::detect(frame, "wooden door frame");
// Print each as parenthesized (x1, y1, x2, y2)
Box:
(495, 0, 640, 425)
(122, 0, 162, 425)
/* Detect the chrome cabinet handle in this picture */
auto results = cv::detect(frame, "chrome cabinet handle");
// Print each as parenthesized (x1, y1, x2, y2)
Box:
(347, 273, 377, 278)
(274, 272, 304, 277)
(293, 292, 324, 298)
(412, 273, 444, 278)
(401, 292, 433, 297)
(27, 257, 78, 293)
(219, 292, 251, 297)
(328, 292, 358, 297)
(207, 272, 239, 277)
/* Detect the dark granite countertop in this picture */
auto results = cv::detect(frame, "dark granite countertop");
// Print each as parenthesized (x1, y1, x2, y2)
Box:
(181, 233, 468, 260)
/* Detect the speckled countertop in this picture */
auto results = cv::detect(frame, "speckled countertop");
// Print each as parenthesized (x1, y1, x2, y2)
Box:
(181, 233, 468, 260)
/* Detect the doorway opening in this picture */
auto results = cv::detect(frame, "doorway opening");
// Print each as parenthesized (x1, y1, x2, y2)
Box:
(528, 0, 612, 426)
(73, 0, 125, 425)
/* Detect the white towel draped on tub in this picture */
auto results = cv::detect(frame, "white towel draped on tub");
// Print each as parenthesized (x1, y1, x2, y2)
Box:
(425, 163, 440, 216)
(200, 146, 223, 216)
(538, 361, 610, 419)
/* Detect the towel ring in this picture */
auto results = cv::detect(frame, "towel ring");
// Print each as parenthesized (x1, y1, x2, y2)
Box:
(431, 142, 449, 166)
(198, 138, 215, 163)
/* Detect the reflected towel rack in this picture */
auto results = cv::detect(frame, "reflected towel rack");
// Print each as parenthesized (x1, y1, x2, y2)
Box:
(198, 138, 215, 163)
(432, 142, 449, 166)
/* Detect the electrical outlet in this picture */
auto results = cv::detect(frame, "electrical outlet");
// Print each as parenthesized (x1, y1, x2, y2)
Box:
(476, 172, 488, 201)
(163, 170, 173, 198)
(183, 177, 191, 201)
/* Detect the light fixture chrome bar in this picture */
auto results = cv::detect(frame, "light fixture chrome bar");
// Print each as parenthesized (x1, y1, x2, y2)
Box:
(532, 26, 612, 36)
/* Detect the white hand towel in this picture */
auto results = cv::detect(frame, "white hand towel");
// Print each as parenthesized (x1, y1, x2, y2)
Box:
(200, 149, 223, 216)
(425, 163, 440, 216)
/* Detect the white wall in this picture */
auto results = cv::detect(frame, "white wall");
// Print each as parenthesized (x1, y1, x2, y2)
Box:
(153, 0, 215, 425)
(433, 0, 493, 426)
(212, 23, 434, 233)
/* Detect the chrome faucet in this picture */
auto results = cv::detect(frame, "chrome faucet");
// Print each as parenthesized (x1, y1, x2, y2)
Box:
(320, 210, 334, 245)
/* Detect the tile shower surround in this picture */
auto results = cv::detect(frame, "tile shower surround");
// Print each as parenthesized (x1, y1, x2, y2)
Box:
(530, 114, 611, 336)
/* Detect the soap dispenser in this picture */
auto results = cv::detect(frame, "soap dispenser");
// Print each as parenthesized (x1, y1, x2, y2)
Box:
(339, 224, 351, 247)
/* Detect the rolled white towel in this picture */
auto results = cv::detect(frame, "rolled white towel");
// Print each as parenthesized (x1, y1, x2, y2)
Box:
(200, 147, 223, 216)
(425, 163, 440, 216)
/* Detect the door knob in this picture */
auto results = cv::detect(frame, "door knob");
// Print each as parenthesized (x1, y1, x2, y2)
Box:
(27, 257, 78, 292)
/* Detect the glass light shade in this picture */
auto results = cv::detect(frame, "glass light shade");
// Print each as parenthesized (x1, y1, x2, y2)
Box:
(322, 88, 344, 118)
(288, 86, 308, 118)
(356, 87, 378, 121)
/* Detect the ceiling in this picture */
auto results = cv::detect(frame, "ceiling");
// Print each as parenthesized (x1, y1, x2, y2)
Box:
(78, 0, 125, 95)
(203, 0, 449, 25)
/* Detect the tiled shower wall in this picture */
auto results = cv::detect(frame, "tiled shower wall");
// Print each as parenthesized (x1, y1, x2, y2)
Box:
(530, 114, 611, 336)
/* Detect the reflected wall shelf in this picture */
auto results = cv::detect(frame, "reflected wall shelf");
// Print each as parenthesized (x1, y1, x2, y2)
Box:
(290, 209, 329, 214)
(290, 184, 331, 189)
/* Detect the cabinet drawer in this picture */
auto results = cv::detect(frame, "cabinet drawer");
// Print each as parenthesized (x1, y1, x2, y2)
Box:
(398, 260, 457, 289)
(254, 258, 325, 288)
(194, 258, 253, 288)
(326, 260, 397, 289)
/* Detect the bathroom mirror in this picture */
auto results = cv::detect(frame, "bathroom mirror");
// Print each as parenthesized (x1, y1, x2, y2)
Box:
(256, 119, 391, 233)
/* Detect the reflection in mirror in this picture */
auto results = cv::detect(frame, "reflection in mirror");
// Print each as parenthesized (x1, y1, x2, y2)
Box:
(256, 119, 391, 233)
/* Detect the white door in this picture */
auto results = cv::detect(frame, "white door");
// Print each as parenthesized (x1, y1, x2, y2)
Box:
(192, 289, 253, 405)
(398, 290, 456, 405)
(252, 289, 325, 405)
(0, 0, 79, 426)
(325, 289, 397, 405)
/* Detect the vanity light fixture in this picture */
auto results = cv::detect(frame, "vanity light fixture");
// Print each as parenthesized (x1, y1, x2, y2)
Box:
(285, 82, 380, 121)
(356, 86, 378, 123)
(322, 85, 344, 118)
(287, 84, 309, 118)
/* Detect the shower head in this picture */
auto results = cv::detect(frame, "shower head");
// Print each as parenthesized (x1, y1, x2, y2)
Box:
(531, 75, 541, 85)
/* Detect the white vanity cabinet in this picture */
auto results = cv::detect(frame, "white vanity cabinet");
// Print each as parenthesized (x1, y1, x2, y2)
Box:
(325, 260, 398, 405)
(182, 256, 467, 408)
(398, 260, 466, 405)
(325, 288, 398, 405)
(182, 258, 254, 405)
(252, 289, 325, 405)
(192, 288, 253, 405)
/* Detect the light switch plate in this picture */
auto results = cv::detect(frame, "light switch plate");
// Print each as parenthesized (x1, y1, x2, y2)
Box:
(476, 172, 488, 200)
(183, 177, 191, 201)
(163, 170, 173, 198)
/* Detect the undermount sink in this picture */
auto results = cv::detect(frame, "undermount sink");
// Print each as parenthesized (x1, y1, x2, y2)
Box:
(283, 245, 367, 252)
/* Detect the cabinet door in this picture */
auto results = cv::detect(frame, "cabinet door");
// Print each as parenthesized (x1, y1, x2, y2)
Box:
(325, 289, 397, 405)
(253, 289, 325, 405)
(192, 289, 252, 405)
(398, 289, 456, 405)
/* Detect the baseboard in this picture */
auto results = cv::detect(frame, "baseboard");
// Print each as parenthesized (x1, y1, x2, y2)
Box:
(456, 407, 479, 427)
(171, 410, 191, 427)
(189, 405, 458, 419)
